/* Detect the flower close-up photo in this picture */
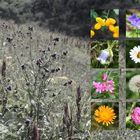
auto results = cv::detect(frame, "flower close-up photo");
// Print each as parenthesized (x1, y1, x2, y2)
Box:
(91, 70, 119, 99)
(90, 40, 119, 68)
(126, 40, 140, 68)
(126, 71, 140, 99)
(126, 102, 140, 130)
(91, 102, 119, 130)
(126, 9, 140, 38)
(90, 9, 119, 39)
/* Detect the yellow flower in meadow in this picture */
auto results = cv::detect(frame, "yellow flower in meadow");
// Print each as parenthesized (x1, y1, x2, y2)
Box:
(94, 23, 102, 30)
(94, 105, 116, 126)
(105, 18, 116, 26)
(90, 30, 95, 38)
(96, 17, 105, 26)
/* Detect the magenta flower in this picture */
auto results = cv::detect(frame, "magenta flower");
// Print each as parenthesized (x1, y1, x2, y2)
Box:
(131, 107, 140, 125)
(92, 73, 115, 94)
(102, 73, 108, 81)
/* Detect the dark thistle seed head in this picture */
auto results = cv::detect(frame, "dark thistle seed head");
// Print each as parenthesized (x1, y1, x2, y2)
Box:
(28, 26, 33, 31)
(42, 50, 45, 53)
(36, 59, 42, 66)
(26, 82, 30, 86)
(55, 67, 61, 72)
(51, 53, 57, 59)
(63, 82, 68, 86)
(53, 37, 59, 42)
(68, 80, 72, 85)
(7, 85, 12, 91)
(63, 51, 68, 56)
(51, 69, 56, 73)
(47, 47, 51, 51)
(52, 93, 56, 97)
(25, 118, 32, 126)
(6, 37, 13, 43)
(21, 65, 26, 70)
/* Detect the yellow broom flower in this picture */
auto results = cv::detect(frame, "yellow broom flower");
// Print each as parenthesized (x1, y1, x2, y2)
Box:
(90, 30, 95, 38)
(105, 18, 116, 26)
(109, 25, 115, 32)
(94, 23, 102, 30)
(113, 26, 119, 38)
(94, 105, 116, 126)
(96, 17, 105, 26)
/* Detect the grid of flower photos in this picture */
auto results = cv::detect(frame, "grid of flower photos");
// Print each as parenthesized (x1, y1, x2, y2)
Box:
(90, 9, 140, 131)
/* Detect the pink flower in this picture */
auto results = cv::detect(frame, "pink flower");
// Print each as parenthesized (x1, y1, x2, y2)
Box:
(131, 107, 140, 125)
(93, 80, 115, 94)
(102, 73, 108, 81)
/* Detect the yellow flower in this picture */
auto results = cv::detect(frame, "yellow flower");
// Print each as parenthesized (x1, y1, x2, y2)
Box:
(94, 105, 116, 126)
(113, 26, 119, 33)
(96, 17, 105, 26)
(109, 25, 115, 32)
(113, 32, 119, 38)
(113, 26, 119, 38)
(105, 18, 116, 26)
(94, 23, 102, 30)
(90, 30, 95, 38)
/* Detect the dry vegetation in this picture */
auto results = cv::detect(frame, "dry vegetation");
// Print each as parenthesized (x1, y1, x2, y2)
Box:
(0, 19, 90, 140)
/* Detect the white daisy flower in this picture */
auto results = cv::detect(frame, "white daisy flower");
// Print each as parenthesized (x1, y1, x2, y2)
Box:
(129, 75, 140, 93)
(130, 46, 140, 63)
(97, 49, 109, 64)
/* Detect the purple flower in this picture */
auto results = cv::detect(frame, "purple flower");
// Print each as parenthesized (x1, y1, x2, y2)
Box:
(128, 14, 140, 29)
(97, 50, 109, 64)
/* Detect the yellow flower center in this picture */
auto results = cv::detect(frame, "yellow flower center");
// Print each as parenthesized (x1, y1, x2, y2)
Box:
(137, 52, 140, 58)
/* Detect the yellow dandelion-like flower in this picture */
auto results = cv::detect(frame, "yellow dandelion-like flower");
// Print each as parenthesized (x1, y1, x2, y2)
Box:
(94, 105, 116, 126)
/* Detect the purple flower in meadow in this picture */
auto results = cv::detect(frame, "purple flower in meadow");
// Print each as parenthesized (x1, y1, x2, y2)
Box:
(128, 14, 140, 29)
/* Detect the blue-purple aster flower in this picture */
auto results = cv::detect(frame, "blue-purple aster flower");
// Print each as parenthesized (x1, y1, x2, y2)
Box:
(128, 14, 140, 29)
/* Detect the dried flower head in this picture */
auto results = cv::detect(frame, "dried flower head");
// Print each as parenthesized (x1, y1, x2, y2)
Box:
(129, 75, 140, 93)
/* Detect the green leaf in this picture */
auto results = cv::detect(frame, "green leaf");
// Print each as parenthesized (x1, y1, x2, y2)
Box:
(90, 10, 98, 20)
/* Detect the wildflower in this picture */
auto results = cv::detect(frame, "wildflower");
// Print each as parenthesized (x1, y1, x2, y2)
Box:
(94, 105, 116, 126)
(128, 14, 140, 29)
(96, 17, 105, 26)
(94, 23, 102, 30)
(102, 73, 108, 81)
(131, 107, 140, 124)
(105, 18, 116, 26)
(129, 75, 140, 93)
(97, 49, 110, 64)
(90, 30, 95, 38)
(93, 77, 115, 94)
(109, 25, 115, 32)
(130, 46, 140, 63)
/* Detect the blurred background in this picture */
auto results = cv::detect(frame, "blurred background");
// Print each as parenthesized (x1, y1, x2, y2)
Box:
(0, 0, 139, 37)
